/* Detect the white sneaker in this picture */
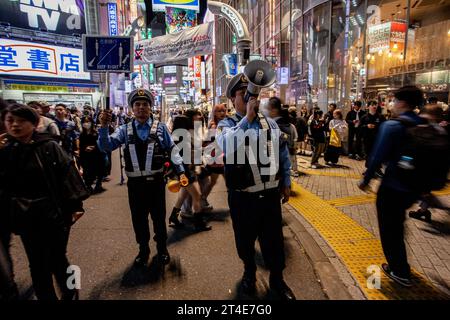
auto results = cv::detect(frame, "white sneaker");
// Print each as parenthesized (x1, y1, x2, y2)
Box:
(311, 165, 318, 169)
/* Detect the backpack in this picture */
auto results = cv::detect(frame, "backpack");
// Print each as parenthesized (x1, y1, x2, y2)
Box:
(396, 117, 449, 192)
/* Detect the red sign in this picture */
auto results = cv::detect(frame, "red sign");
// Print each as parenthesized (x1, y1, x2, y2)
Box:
(390, 22, 407, 52)
(194, 56, 201, 78)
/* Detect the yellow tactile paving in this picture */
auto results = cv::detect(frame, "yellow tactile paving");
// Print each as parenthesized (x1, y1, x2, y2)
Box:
(326, 185, 450, 207)
(289, 181, 448, 300)
(326, 194, 376, 207)
(299, 169, 362, 179)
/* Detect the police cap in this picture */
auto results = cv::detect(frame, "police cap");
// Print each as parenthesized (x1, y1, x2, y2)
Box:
(128, 88, 154, 107)
(226, 73, 248, 99)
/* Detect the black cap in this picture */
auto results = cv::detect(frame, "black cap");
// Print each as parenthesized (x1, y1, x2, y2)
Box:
(226, 73, 248, 99)
(128, 88, 154, 107)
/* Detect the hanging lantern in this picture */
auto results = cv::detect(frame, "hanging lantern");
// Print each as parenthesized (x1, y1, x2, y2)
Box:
(393, 42, 398, 51)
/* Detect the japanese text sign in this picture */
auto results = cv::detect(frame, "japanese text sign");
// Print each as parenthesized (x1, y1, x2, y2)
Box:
(0, 38, 90, 80)
(107, 3, 118, 36)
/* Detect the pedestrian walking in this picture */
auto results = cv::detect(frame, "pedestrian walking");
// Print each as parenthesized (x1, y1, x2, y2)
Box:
(358, 86, 450, 287)
(0, 104, 88, 300)
(308, 109, 326, 169)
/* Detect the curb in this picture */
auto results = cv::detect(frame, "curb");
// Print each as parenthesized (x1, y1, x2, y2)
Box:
(283, 203, 366, 300)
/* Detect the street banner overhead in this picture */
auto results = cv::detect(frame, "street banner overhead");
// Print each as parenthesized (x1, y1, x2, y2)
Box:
(135, 22, 213, 65)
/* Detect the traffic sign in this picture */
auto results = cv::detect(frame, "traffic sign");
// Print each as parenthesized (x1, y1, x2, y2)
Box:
(82, 35, 134, 73)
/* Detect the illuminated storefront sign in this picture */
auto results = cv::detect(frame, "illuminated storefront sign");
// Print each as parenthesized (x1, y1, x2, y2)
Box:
(107, 3, 118, 36)
(0, 38, 90, 80)
(220, 5, 244, 38)
(368, 22, 407, 54)
(0, 0, 86, 35)
(388, 58, 450, 76)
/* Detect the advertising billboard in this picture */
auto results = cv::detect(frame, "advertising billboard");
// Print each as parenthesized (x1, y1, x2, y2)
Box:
(0, 38, 91, 80)
(165, 6, 197, 34)
(152, 0, 199, 12)
(0, 0, 86, 35)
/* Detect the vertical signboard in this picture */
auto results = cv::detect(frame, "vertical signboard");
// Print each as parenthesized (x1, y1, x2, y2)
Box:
(107, 3, 118, 36)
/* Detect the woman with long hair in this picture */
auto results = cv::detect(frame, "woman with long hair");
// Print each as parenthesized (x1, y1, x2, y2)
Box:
(0, 104, 88, 300)
(168, 110, 211, 232)
(199, 103, 227, 208)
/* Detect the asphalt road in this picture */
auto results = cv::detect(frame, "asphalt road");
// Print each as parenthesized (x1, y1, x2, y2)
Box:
(10, 151, 327, 300)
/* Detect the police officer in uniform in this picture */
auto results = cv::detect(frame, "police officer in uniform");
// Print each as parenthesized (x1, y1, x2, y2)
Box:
(216, 74, 296, 300)
(98, 89, 185, 266)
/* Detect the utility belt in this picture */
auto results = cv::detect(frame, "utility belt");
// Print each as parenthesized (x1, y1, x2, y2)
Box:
(233, 180, 280, 193)
(126, 170, 165, 183)
(125, 167, 164, 178)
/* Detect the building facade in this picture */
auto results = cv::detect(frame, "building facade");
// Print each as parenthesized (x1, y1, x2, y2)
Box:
(216, 0, 450, 113)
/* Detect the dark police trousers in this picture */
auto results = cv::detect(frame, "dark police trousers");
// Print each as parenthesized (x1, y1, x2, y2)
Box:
(228, 188, 286, 278)
(376, 184, 418, 278)
(127, 175, 167, 252)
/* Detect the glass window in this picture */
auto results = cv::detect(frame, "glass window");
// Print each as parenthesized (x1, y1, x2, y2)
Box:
(265, 16, 271, 40)
(274, 4, 281, 35)
(303, 2, 331, 110)
(281, 0, 291, 30)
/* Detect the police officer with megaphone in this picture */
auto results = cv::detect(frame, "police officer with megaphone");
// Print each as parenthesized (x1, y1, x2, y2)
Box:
(216, 63, 296, 300)
(98, 88, 186, 267)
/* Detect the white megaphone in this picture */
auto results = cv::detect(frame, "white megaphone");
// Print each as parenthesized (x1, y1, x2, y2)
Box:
(243, 59, 276, 103)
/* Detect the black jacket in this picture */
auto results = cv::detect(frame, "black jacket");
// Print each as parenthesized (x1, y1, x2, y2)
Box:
(308, 119, 326, 143)
(360, 112, 386, 142)
(0, 133, 89, 232)
(345, 109, 367, 131)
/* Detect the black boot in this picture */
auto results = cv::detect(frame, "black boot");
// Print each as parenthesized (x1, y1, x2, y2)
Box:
(169, 207, 184, 229)
(134, 245, 150, 267)
(192, 213, 212, 232)
(157, 245, 171, 265)
(240, 268, 256, 295)
(409, 209, 432, 223)
(269, 273, 296, 300)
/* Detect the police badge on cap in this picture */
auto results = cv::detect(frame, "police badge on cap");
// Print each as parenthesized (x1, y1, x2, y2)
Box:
(226, 73, 249, 99)
(128, 88, 154, 107)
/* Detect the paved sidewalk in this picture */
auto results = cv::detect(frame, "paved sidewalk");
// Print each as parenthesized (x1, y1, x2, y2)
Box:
(291, 153, 450, 297)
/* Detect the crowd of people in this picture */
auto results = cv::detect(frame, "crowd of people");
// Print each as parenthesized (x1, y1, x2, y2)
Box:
(0, 82, 449, 301)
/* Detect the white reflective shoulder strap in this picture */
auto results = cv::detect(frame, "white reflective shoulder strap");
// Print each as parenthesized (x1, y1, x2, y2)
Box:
(246, 142, 263, 188)
(144, 119, 159, 174)
(259, 114, 277, 183)
(150, 120, 159, 135)
(230, 115, 240, 124)
(127, 122, 140, 173)
(127, 121, 133, 136)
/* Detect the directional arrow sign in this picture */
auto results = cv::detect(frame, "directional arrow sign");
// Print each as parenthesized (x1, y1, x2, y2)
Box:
(82, 35, 134, 73)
